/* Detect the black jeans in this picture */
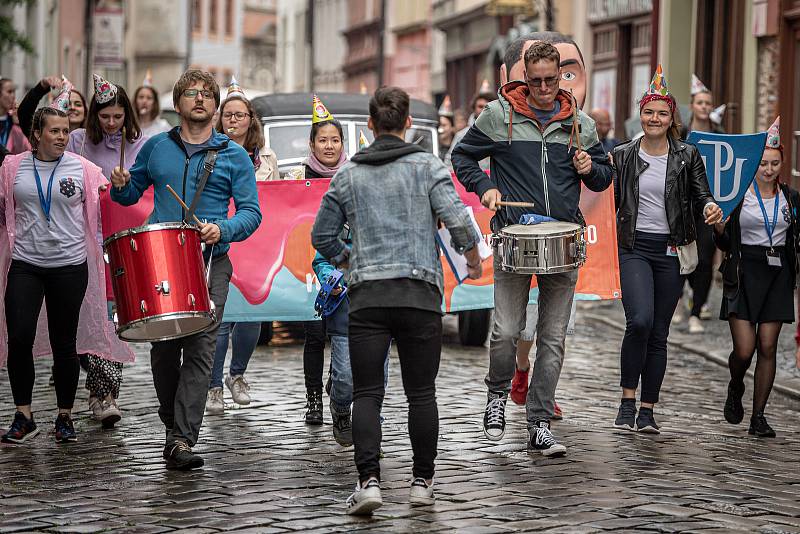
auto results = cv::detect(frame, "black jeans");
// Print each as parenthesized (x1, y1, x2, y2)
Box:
(619, 233, 683, 404)
(349, 306, 441, 482)
(688, 217, 715, 317)
(303, 320, 326, 391)
(5, 259, 88, 409)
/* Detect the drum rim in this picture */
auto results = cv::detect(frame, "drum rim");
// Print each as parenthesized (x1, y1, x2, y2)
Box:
(498, 223, 583, 238)
(104, 221, 199, 247)
(116, 311, 214, 342)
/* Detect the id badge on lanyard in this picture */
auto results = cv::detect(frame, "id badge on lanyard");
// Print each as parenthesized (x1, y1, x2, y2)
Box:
(754, 186, 781, 268)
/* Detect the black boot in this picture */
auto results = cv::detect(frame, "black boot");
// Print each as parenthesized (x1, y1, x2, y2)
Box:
(723, 380, 745, 424)
(748, 412, 776, 438)
(305, 389, 323, 425)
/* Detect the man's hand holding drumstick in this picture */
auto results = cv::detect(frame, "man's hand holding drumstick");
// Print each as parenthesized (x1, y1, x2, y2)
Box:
(165, 185, 222, 245)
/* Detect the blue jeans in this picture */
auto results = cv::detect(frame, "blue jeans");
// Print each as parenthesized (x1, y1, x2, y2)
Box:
(210, 321, 261, 389)
(329, 334, 390, 414)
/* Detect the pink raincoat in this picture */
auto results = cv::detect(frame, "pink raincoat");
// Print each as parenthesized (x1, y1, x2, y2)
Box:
(0, 151, 135, 367)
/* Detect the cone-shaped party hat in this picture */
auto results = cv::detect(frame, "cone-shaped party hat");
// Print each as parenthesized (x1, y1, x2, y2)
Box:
(479, 79, 491, 93)
(227, 75, 245, 99)
(690, 73, 709, 96)
(142, 68, 153, 88)
(93, 73, 117, 104)
(710, 104, 726, 125)
(766, 116, 781, 149)
(312, 94, 334, 123)
(438, 95, 453, 116)
(50, 76, 73, 113)
(358, 130, 369, 150)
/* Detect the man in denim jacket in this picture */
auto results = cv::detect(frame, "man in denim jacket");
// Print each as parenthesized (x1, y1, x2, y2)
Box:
(311, 86, 482, 515)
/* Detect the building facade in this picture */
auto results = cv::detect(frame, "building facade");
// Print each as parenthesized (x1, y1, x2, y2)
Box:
(276, 0, 310, 92)
(241, 0, 278, 92)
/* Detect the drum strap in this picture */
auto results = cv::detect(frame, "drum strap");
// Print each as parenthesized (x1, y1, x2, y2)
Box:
(185, 149, 220, 224)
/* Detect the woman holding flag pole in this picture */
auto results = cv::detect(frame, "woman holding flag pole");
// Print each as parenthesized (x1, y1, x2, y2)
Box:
(715, 117, 800, 438)
(610, 65, 722, 434)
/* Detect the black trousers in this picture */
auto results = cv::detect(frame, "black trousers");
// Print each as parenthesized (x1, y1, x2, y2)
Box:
(687, 217, 716, 317)
(5, 259, 88, 409)
(619, 233, 683, 404)
(303, 320, 326, 391)
(349, 306, 441, 482)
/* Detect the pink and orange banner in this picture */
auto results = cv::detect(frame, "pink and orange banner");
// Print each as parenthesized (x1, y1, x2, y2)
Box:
(100, 178, 620, 321)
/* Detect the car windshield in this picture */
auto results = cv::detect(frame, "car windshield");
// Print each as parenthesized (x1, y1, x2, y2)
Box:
(268, 124, 350, 161)
(352, 123, 434, 153)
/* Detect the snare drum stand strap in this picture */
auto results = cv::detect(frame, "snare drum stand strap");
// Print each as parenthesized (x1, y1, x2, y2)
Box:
(185, 149, 220, 224)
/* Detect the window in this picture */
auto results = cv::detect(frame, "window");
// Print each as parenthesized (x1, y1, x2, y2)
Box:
(225, 0, 235, 37)
(210, 0, 218, 37)
(192, 0, 202, 32)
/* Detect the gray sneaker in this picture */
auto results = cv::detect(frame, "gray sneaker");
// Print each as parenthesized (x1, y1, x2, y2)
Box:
(409, 478, 435, 506)
(206, 387, 225, 414)
(99, 397, 122, 429)
(225, 374, 251, 405)
(346, 477, 382, 515)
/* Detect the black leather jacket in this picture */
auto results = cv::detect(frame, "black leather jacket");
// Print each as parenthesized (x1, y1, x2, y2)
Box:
(612, 136, 715, 249)
(714, 183, 800, 299)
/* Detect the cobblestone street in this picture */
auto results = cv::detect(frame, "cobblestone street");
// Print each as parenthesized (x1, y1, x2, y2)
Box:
(1, 313, 799, 533)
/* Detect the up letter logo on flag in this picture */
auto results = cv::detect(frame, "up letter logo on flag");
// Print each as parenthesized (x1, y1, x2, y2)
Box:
(686, 131, 767, 218)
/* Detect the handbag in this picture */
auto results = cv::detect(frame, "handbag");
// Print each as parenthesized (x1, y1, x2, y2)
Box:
(677, 241, 698, 275)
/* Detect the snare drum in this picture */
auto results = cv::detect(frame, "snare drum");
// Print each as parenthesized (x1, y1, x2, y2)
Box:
(104, 222, 214, 342)
(491, 222, 586, 274)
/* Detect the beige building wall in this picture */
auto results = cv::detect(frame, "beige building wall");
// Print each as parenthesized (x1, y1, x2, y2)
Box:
(312, 0, 348, 92)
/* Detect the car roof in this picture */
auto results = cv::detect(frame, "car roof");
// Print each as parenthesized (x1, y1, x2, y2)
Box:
(251, 92, 439, 123)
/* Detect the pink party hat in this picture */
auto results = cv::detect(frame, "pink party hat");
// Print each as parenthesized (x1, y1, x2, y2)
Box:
(766, 116, 781, 149)
(50, 76, 73, 113)
(690, 73, 709, 95)
(93, 73, 117, 104)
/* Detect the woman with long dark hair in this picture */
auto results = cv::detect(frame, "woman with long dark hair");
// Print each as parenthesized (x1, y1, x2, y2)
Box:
(0, 103, 133, 444)
(716, 117, 798, 438)
(611, 66, 722, 433)
(65, 74, 147, 428)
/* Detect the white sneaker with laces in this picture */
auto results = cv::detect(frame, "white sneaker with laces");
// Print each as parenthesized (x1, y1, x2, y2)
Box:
(688, 315, 705, 334)
(528, 421, 567, 457)
(699, 303, 712, 320)
(225, 374, 251, 405)
(409, 477, 435, 506)
(346, 477, 382, 515)
(206, 387, 225, 414)
(99, 396, 122, 427)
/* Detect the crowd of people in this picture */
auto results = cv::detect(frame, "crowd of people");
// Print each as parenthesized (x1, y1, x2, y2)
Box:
(0, 29, 798, 517)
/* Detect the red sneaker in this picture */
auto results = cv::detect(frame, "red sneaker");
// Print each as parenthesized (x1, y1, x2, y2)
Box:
(510, 367, 529, 405)
(552, 401, 563, 420)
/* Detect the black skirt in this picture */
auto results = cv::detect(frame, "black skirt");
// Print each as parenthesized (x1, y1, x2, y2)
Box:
(720, 245, 795, 323)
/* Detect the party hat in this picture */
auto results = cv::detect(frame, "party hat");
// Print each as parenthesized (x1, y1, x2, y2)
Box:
(479, 79, 491, 93)
(92, 73, 117, 104)
(766, 116, 781, 149)
(709, 104, 726, 125)
(359, 82, 368, 95)
(690, 73, 709, 96)
(358, 130, 369, 150)
(439, 95, 453, 116)
(645, 64, 669, 97)
(311, 94, 333, 124)
(227, 75, 245, 99)
(50, 76, 73, 113)
(142, 68, 153, 88)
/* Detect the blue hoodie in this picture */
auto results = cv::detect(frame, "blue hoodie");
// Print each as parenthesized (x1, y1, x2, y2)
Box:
(110, 127, 262, 255)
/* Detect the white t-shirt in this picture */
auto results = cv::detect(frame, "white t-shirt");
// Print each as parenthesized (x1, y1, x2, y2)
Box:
(740, 188, 790, 247)
(13, 152, 87, 267)
(635, 148, 670, 234)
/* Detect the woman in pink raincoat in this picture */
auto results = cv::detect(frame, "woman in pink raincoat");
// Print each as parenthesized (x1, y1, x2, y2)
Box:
(0, 106, 133, 445)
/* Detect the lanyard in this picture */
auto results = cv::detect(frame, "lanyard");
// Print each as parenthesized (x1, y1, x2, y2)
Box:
(32, 155, 63, 225)
(0, 118, 11, 148)
(753, 185, 780, 248)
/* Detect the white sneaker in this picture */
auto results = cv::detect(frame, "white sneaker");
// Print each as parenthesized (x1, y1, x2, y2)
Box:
(206, 387, 225, 414)
(688, 315, 705, 334)
(671, 301, 686, 325)
(700, 303, 712, 320)
(88, 396, 103, 420)
(225, 374, 251, 405)
(409, 478, 435, 506)
(99, 397, 122, 428)
(346, 477, 382, 515)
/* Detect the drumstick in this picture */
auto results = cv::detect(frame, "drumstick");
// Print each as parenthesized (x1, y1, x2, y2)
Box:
(497, 201, 535, 208)
(570, 89, 582, 152)
(166, 185, 202, 225)
(119, 126, 126, 169)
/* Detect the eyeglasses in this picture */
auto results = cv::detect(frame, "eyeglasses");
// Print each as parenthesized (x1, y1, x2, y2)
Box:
(222, 112, 251, 120)
(524, 75, 559, 89)
(182, 88, 214, 99)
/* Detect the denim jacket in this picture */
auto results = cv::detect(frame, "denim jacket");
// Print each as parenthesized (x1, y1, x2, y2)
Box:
(311, 135, 480, 295)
